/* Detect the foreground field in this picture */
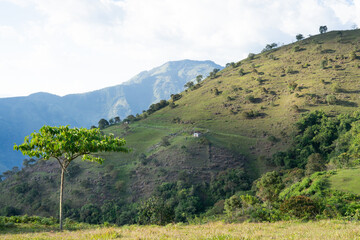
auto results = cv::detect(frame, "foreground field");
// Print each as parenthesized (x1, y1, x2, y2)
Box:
(2, 220, 360, 240)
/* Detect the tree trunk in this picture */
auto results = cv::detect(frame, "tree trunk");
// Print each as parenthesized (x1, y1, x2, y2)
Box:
(59, 167, 65, 231)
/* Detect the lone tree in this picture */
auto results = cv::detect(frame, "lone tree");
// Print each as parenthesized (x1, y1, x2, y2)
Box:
(14, 126, 129, 230)
(196, 74, 203, 84)
(319, 25, 328, 34)
(296, 34, 304, 41)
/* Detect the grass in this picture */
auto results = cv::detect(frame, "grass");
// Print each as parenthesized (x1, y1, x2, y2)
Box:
(2, 220, 360, 239)
(329, 167, 360, 194)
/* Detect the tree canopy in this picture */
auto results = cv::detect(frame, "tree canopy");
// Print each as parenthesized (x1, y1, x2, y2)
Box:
(14, 126, 128, 164)
(14, 125, 129, 230)
(319, 26, 328, 34)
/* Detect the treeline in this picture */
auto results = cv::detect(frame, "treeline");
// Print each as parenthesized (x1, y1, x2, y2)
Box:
(94, 96, 184, 129)
(65, 167, 250, 225)
(0, 167, 251, 226)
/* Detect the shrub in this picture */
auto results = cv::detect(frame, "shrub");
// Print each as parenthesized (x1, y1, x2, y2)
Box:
(212, 87, 220, 95)
(171, 94, 182, 102)
(332, 83, 341, 93)
(224, 195, 242, 217)
(326, 95, 337, 105)
(79, 204, 102, 224)
(239, 68, 245, 76)
(255, 171, 284, 202)
(268, 135, 279, 143)
(280, 195, 319, 219)
(294, 46, 300, 52)
(256, 77, 264, 85)
(288, 81, 298, 91)
(286, 66, 297, 74)
(321, 59, 328, 69)
(160, 136, 171, 147)
(169, 102, 177, 109)
(305, 153, 326, 175)
(245, 95, 256, 103)
(350, 51, 357, 61)
(248, 53, 255, 60)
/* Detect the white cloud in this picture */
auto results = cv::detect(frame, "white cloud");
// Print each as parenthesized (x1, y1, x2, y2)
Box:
(0, 0, 359, 97)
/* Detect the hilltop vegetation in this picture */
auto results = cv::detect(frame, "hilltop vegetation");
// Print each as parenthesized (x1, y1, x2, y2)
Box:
(1, 29, 360, 226)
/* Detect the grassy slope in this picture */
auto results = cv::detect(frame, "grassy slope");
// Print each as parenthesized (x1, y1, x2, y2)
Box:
(1, 29, 360, 215)
(329, 167, 360, 194)
(2, 220, 360, 239)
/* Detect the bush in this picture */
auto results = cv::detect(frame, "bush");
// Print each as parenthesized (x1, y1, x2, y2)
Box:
(224, 195, 242, 217)
(288, 81, 298, 91)
(239, 68, 245, 76)
(248, 53, 255, 60)
(243, 110, 260, 119)
(321, 59, 328, 69)
(255, 171, 284, 202)
(326, 95, 337, 105)
(249, 206, 283, 222)
(332, 83, 341, 93)
(79, 204, 102, 224)
(268, 135, 279, 143)
(305, 153, 326, 175)
(160, 136, 171, 147)
(171, 94, 182, 102)
(280, 195, 319, 219)
(245, 95, 256, 103)
(350, 51, 357, 61)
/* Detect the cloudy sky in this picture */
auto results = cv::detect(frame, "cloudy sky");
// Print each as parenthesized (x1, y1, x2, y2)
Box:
(0, 0, 359, 98)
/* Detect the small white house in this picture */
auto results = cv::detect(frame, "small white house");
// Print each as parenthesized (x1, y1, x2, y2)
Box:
(193, 132, 202, 137)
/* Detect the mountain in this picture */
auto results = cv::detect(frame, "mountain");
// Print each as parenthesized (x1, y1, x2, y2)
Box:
(1, 29, 360, 223)
(0, 60, 222, 172)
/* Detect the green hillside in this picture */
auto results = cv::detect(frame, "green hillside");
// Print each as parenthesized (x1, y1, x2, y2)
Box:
(1, 29, 360, 225)
(329, 167, 360, 194)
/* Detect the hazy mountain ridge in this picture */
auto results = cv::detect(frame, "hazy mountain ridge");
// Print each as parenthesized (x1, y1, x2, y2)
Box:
(0, 60, 222, 172)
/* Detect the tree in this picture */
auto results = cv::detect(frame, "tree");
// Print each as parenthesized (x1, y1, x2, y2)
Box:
(184, 81, 194, 89)
(114, 116, 121, 124)
(213, 68, 220, 74)
(248, 53, 255, 60)
(319, 25, 328, 34)
(305, 153, 326, 175)
(196, 75, 203, 84)
(255, 171, 284, 202)
(296, 34, 304, 41)
(14, 126, 129, 230)
(262, 43, 278, 52)
(98, 118, 109, 130)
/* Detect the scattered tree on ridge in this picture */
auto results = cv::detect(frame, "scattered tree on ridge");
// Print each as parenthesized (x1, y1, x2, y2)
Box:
(114, 116, 121, 124)
(184, 81, 194, 89)
(98, 118, 109, 130)
(319, 25, 328, 34)
(296, 34, 304, 41)
(14, 126, 129, 230)
(196, 75, 203, 84)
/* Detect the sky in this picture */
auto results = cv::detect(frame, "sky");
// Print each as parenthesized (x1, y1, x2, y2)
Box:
(0, 0, 359, 98)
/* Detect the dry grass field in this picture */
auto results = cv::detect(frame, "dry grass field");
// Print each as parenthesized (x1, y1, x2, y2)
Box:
(2, 220, 360, 240)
